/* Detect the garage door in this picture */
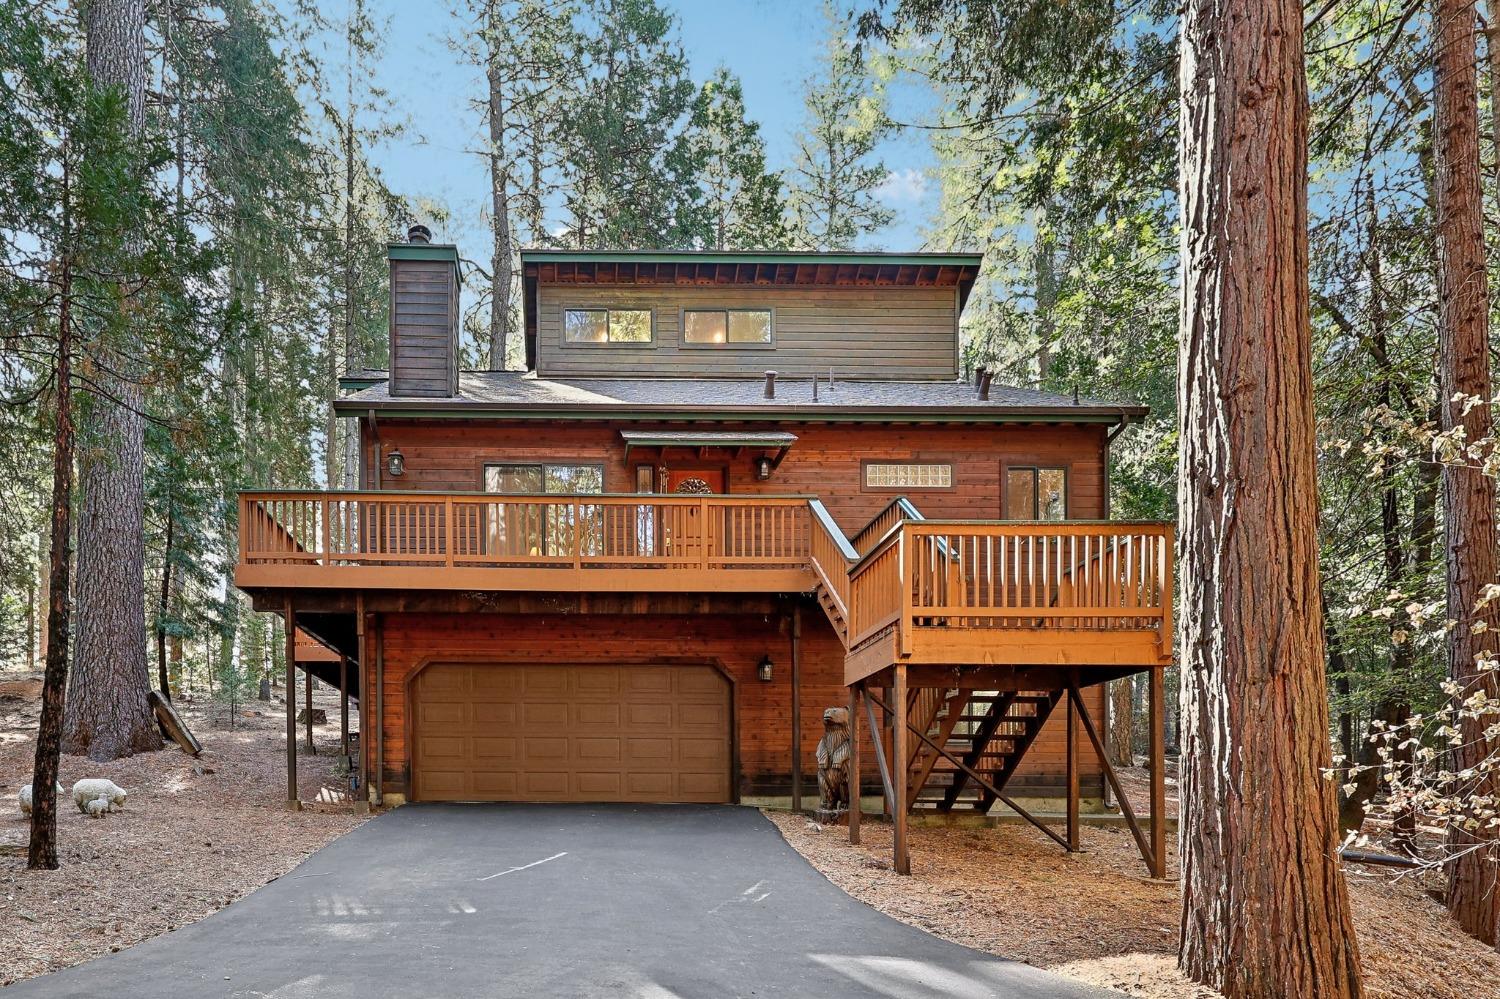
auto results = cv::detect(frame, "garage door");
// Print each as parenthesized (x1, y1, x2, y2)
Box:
(411, 663, 732, 803)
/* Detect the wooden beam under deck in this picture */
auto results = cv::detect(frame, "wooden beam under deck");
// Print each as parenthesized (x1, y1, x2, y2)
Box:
(238, 564, 814, 595)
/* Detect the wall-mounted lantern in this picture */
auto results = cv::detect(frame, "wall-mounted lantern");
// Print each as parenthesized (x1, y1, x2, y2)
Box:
(757, 655, 774, 682)
(386, 448, 406, 478)
(754, 456, 772, 481)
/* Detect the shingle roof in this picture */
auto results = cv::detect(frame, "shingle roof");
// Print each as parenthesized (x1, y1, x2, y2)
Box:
(336, 371, 1146, 424)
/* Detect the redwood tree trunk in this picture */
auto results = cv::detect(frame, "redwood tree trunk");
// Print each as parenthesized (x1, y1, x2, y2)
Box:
(1176, 0, 1363, 994)
(64, 0, 163, 761)
(1433, 0, 1500, 947)
(1107, 677, 1133, 766)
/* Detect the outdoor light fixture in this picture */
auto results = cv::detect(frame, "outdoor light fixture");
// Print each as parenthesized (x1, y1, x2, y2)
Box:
(386, 448, 406, 477)
(755, 456, 772, 480)
(757, 655, 774, 682)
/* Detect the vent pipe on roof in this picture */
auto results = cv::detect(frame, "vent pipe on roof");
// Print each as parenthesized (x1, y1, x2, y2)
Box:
(407, 223, 432, 244)
(812, 372, 818, 402)
(764, 371, 778, 399)
(828, 366, 835, 388)
(978, 370, 993, 402)
(974, 366, 988, 395)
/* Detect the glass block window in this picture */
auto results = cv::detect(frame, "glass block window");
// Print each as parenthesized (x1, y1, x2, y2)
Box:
(563, 308, 652, 344)
(683, 308, 772, 345)
(864, 463, 953, 490)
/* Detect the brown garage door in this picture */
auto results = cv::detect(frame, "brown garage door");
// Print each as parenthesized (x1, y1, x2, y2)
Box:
(411, 663, 732, 803)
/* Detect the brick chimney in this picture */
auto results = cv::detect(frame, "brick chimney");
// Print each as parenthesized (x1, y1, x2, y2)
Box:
(387, 224, 460, 398)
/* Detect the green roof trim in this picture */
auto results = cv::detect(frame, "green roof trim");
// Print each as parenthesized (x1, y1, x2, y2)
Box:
(388, 242, 463, 283)
(332, 402, 1136, 426)
(520, 249, 982, 268)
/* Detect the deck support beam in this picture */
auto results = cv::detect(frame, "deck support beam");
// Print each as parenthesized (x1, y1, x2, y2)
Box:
(892, 664, 909, 875)
(339, 654, 350, 765)
(1066, 677, 1080, 852)
(1068, 683, 1157, 876)
(1148, 666, 1167, 879)
(791, 605, 802, 812)
(283, 599, 300, 811)
(354, 597, 370, 813)
(848, 682, 861, 845)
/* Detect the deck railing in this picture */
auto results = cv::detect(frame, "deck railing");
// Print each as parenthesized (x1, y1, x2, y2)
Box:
(239, 491, 811, 577)
(240, 491, 1172, 665)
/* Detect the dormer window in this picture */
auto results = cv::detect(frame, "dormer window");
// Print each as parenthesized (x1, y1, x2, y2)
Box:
(563, 307, 653, 344)
(683, 308, 773, 347)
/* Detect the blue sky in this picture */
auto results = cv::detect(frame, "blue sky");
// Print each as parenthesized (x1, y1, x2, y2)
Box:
(302, 0, 940, 269)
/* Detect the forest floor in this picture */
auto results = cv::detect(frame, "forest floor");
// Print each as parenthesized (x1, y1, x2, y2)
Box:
(0, 670, 367, 987)
(768, 769, 1500, 999)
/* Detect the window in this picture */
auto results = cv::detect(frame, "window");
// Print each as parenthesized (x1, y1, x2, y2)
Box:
(563, 308, 652, 344)
(483, 462, 605, 558)
(484, 463, 604, 494)
(682, 308, 773, 346)
(1005, 467, 1067, 520)
(864, 462, 953, 490)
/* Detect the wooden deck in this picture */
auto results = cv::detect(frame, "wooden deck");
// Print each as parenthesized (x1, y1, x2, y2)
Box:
(239, 490, 1172, 678)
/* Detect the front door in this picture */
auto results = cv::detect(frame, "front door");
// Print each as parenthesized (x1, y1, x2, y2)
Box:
(663, 468, 726, 561)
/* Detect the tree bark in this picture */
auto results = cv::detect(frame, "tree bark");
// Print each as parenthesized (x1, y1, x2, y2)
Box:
(64, 0, 163, 761)
(1433, 0, 1500, 947)
(30, 148, 76, 871)
(486, 3, 513, 371)
(156, 502, 173, 702)
(1176, 0, 1363, 994)
(1107, 677, 1134, 767)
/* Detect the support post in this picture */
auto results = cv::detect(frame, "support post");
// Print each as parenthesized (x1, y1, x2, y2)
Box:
(848, 682, 862, 845)
(304, 669, 315, 753)
(1149, 667, 1167, 879)
(892, 664, 910, 875)
(339, 653, 350, 766)
(354, 598, 369, 813)
(283, 599, 299, 811)
(791, 605, 802, 812)
(375, 613, 385, 808)
(1066, 680, 1080, 852)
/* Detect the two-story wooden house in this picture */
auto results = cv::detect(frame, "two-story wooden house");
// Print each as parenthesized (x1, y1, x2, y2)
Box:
(236, 231, 1172, 875)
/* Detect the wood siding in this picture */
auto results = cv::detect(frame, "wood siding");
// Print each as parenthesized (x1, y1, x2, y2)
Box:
(365, 421, 1108, 528)
(389, 258, 458, 398)
(371, 610, 1103, 799)
(535, 284, 960, 380)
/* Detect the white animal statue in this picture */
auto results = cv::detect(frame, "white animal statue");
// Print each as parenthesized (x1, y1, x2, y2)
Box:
(18, 782, 65, 817)
(72, 779, 127, 814)
(84, 798, 112, 819)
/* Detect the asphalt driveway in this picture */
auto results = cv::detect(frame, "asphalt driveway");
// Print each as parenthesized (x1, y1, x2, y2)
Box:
(6, 804, 1112, 998)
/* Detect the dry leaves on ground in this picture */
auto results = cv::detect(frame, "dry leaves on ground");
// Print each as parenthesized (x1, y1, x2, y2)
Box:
(768, 778, 1500, 999)
(0, 674, 367, 986)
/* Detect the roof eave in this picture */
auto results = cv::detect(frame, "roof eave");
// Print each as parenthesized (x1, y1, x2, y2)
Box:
(333, 398, 1148, 424)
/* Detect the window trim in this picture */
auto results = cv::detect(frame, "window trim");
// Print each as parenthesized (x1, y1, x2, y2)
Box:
(678, 306, 776, 349)
(1001, 463, 1070, 520)
(481, 461, 607, 494)
(860, 459, 957, 493)
(559, 306, 656, 348)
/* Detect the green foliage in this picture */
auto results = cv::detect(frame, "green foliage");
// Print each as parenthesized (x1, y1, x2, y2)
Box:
(785, 3, 893, 250)
(689, 67, 788, 250)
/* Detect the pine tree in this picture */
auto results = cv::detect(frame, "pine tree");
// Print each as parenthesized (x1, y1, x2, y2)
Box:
(785, 4, 892, 250)
(690, 67, 787, 250)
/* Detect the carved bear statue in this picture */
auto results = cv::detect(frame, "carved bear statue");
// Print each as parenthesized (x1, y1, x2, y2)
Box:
(816, 706, 851, 815)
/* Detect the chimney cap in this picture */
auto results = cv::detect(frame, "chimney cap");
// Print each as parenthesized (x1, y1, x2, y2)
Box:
(407, 223, 433, 244)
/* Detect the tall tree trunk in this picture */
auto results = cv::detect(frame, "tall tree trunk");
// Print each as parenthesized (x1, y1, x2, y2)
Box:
(486, 6, 513, 371)
(30, 148, 75, 871)
(1176, 0, 1363, 994)
(1108, 678, 1134, 767)
(65, 0, 163, 761)
(1433, 0, 1500, 947)
(156, 502, 173, 701)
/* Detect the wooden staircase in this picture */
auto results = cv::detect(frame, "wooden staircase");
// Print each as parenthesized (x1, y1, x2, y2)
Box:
(906, 688, 1063, 813)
